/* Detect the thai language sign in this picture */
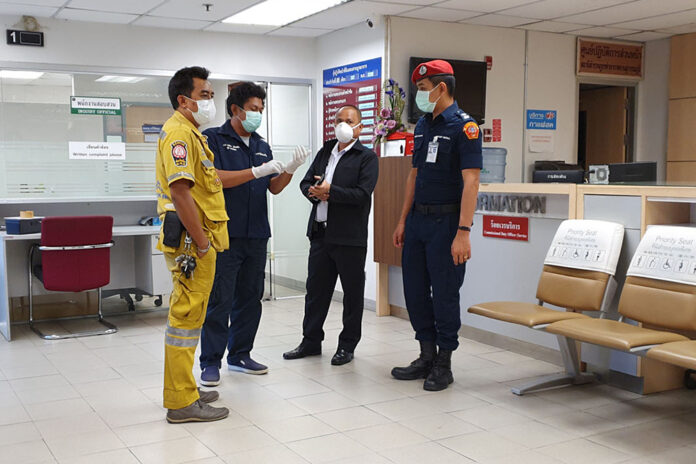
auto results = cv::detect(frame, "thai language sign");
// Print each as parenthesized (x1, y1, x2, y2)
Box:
(70, 96, 122, 115)
(577, 39, 643, 79)
(323, 58, 381, 151)
(483, 215, 529, 241)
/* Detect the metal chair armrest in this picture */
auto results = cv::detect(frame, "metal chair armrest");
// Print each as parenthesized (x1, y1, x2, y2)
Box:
(39, 241, 114, 251)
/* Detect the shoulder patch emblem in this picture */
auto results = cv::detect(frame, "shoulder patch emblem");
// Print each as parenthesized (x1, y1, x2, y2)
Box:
(171, 141, 188, 167)
(464, 122, 480, 140)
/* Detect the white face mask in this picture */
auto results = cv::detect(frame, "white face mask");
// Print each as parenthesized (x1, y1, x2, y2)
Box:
(334, 121, 360, 144)
(185, 96, 216, 126)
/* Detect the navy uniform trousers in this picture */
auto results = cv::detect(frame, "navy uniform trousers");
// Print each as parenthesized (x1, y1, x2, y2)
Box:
(199, 237, 267, 368)
(402, 209, 466, 351)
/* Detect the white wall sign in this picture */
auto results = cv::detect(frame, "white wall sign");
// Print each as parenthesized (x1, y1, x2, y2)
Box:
(528, 130, 555, 153)
(69, 141, 126, 160)
(628, 226, 696, 286)
(544, 219, 624, 275)
(70, 96, 121, 115)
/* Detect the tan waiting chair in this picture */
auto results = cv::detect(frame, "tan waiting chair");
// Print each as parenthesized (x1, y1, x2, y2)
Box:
(468, 219, 624, 395)
(647, 341, 696, 371)
(546, 226, 696, 383)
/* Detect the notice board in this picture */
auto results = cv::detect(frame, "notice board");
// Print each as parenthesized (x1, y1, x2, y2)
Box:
(323, 57, 381, 153)
(577, 38, 643, 80)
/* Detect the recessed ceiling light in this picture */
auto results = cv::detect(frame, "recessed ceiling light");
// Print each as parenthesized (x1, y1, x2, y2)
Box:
(96, 75, 145, 83)
(222, 0, 349, 27)
(0, 70, 44, 79)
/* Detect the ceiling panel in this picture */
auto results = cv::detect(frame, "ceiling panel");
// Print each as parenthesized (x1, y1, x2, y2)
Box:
(615, 31, 671, 41)
(55, 8, 138, 24)
(66, 0, 164, 15)
(0, 3, 58, 16)
(267, 26, 334, 37)
(520, 20, 589, 33)
(436, 0, 540, 14)
(397, 6, 481, 22)
(502, 0, 632, 20)
(370, 0, 440, 4)
(560, 0, 696, 26)
(132, 15, 212, 30)
(657, 23, 696, 34)
(291, 1, 413, 30)
(460, 13, 534, 27)
(0, 0, 65, 6)
(206, 22, 277, 34)
(572, 26, 639, 38)
(611, 9, 696, 30)
(147, 0, 262, 22)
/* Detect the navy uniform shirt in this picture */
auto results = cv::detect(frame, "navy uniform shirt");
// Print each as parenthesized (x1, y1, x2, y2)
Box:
(412, 102, 482, 205)
(203, 121, 273, 239)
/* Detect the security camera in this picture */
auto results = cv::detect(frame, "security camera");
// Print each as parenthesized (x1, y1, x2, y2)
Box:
(366, 18, 374, 28)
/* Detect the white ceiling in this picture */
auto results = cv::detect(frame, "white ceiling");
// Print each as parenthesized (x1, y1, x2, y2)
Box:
(1, 0, 696, 40)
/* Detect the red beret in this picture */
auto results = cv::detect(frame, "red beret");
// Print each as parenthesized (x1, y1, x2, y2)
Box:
(411, 59, 454, 84)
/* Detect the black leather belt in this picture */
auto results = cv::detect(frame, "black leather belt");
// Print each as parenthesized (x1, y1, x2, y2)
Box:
(311, 221, 327, 232)
(414, 203, 460, 215)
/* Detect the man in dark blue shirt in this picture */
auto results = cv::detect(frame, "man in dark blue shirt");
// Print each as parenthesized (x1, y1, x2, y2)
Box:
(199, 82, 308, 386)
(392, 60, 482, 391)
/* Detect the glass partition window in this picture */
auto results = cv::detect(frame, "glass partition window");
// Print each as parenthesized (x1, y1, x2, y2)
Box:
(267, 83, 313, 294)
(0, 71, 245, 200)
(0, 71, 177, 199)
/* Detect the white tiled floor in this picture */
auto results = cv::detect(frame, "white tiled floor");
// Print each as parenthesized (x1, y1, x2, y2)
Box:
(2, 296, 696, 463)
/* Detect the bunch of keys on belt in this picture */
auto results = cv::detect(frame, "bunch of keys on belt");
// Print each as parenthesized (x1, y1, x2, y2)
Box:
(175, 234, 197, 279)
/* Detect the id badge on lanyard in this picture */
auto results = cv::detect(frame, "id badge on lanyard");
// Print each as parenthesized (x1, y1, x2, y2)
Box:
(426, 141, 438, 163)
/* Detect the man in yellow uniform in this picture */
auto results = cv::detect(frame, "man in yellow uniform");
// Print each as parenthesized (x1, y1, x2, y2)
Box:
(155, 66, 230, 423)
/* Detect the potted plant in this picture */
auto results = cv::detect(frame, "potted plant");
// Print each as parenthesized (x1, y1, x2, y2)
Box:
(373, 78, 410, 151)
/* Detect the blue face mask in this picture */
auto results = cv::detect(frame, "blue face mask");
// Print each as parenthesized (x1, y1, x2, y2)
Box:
(241, 109, 262, 133)
(415, 85, 441, 113)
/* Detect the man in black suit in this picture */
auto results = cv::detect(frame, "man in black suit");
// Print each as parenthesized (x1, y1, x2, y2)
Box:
(283, 105, 379, 366)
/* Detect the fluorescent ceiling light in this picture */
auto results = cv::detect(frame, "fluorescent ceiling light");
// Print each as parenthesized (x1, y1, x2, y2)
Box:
(0, 70, 44, 79)
(223, 0, 348, 26)
(96, 75, 145, 83)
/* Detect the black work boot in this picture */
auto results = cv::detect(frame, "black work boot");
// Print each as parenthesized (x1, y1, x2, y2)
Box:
(423, 349, 454, 391)
(391, 341, 437, 380)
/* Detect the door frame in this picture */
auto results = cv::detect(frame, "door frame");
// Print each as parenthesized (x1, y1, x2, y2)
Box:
(575, 76, 639, 167)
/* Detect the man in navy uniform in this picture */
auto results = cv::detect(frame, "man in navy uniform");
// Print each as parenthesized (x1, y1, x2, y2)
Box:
(199, 82, 308, 386)
(391, 60, 482, 391)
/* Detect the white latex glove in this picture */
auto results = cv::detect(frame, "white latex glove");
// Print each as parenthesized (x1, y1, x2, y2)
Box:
(284, 145, 310, 174)
(251, 160, 284, 179)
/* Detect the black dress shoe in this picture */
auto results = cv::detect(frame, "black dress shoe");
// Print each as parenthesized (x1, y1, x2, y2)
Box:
(331, 349, 354, 366)
(283, 343, 321, 360)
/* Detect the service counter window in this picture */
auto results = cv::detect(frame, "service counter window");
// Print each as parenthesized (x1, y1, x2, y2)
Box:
(0, 70, 179, 199)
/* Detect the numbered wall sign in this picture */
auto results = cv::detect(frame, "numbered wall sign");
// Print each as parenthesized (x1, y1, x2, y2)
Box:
(6, 29, 44, 47)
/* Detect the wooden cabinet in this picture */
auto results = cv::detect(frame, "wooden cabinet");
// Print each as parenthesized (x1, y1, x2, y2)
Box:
(669, 33, 696, 99)
(667, 33, 696, 181)
(667, 98, 696, 162)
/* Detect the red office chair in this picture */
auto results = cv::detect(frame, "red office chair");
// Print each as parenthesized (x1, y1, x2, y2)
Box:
(28, 216, 117, 339)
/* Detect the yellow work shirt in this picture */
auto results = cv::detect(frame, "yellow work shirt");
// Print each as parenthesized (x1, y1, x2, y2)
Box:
(155, 110, 229, 253)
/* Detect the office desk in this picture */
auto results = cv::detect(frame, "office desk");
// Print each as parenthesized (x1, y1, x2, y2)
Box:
(0, 225, 172, 341)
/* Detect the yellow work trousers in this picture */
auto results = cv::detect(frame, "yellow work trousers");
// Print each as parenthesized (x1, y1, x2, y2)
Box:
(162, 245, 217, 410)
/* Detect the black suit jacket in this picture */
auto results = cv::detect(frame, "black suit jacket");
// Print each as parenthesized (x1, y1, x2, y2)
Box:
(300, 140, 379, 247)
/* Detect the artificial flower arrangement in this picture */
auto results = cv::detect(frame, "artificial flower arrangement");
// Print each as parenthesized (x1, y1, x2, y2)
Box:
(373, 78, 407, 145)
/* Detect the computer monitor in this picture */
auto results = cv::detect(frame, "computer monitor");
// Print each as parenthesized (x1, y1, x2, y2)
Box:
(609, 162, 657, 183)
(408, 57, 487, 124)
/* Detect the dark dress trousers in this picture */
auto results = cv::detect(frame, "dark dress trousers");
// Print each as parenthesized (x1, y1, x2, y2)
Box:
(299, 139, 379, 352)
